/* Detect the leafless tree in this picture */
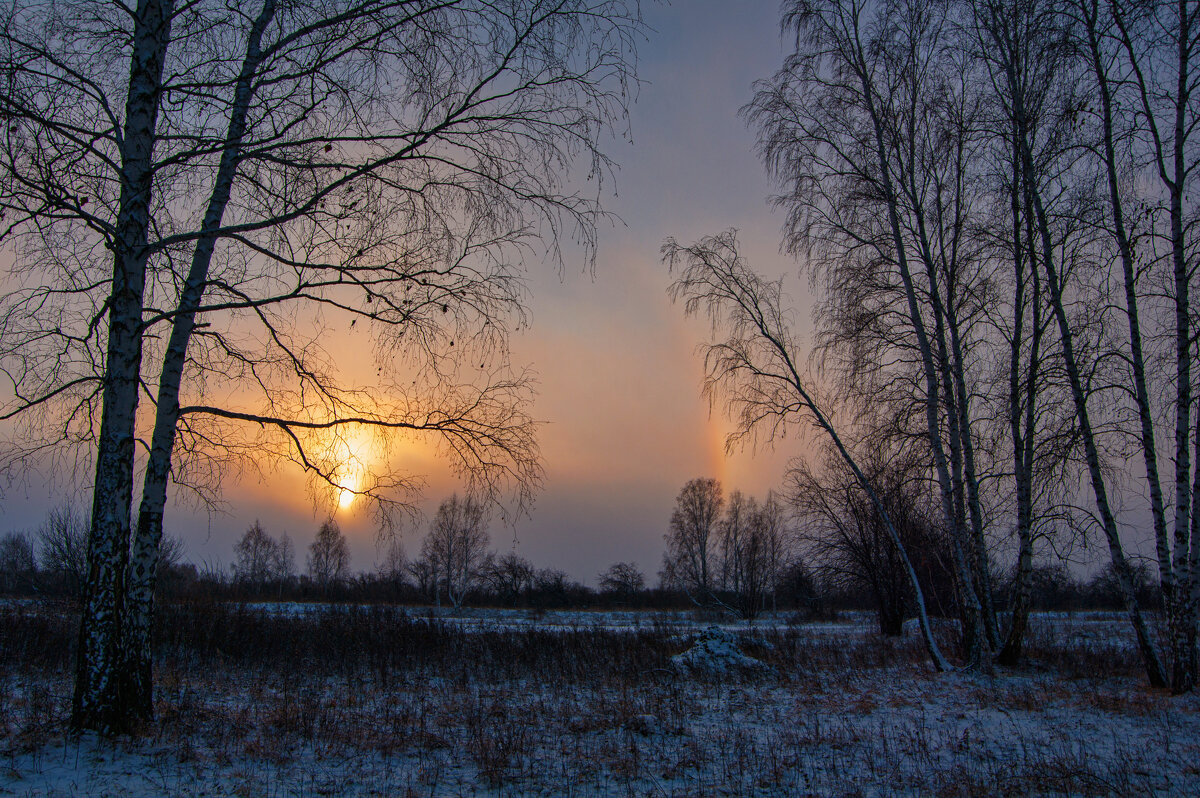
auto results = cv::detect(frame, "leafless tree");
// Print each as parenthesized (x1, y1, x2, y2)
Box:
(485, 550, 535, 605)
(233, 521, 278, 590)
(788, 433, 951, 635)
(0, 0, 643, 730)
(307, 518, 349, 589)
(712, 491, 791, 619)
(1059, 0, 1200, 691)
(405, 555, 436, 600)
(965, 0, 1089, 667)
(746, 491, 792, 615)
(273, 533, 296, 589)
(157, 534, 185, 575)
(960, 0, 1191, 687)
(663, 233, 951, 670)
(739, 0, 1152, 677)
(34, 505, 88, 597)
(744, 0, 999, 666)
(598, 561, 645, 596)
(0, 531, 36, 592)
(660, 477, 723, 605)
(378, 537, 408, 587)
(233, 520, 293, 593)
(422, 494, 490, 609)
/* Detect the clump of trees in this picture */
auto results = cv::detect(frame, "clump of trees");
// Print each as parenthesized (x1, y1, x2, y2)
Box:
(308, 519, 350, 591)
(660, 478, 794, 619)
(0, 506, 188, 598)
(598, 562, 646, 599)
(232, 521, 295, 594)
(2, 501, 1145, 619)
(667, 0, 1200, 689)
(787, 439, 956, 637)
(416, 495, 491, 609)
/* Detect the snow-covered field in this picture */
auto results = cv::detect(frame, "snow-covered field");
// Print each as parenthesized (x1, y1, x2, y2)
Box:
(2, 603, 1197, 796)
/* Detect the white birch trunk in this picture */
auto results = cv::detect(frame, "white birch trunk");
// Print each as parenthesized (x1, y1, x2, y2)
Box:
(72, 0, 173, 734)
(1013, 78, 1168, 685)
(123, 0, 277, 722)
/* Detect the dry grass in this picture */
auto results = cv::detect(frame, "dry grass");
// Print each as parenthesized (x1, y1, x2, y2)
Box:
(1, 602, 1197, 796)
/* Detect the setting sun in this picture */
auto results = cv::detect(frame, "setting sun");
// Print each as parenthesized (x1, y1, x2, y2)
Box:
(331, 431, 372, 511)
(337, 482, 358, 509)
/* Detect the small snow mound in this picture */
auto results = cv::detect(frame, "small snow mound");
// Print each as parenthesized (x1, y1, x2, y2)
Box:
(671, 626, 771, 676)
(624, 714, 660, 735)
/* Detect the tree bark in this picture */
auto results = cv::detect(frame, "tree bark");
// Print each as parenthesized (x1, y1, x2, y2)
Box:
(72, 0, 174, 734)
(1013, 75, 1168, 687)
(122, 0, 277, 722)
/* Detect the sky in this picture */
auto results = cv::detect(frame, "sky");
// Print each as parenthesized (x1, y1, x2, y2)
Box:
(1, 1, 816, 584)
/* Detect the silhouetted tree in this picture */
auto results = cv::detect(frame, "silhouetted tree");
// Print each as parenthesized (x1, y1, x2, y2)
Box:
(0, 0, 642, 731)
(422, 495, 490, 609)
(664, 233, 951, 670)
(660, 478, 723, 605)
(308, 519, 350, 589)
(35, 506, 88, 598)
(598, 561, 645, 597)
(0, 532, 36, 593)
(486, 551, 535, 606)
(233, 521, 277, 591)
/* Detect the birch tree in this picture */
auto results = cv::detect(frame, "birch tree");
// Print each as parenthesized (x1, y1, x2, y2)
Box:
(660, 477, 723, 604)
(663, 232, 952, 671)
(422, 493, 489, 609)
(307, 518, 350, 588)
(1072, 0, 1200, 693)
(0, 0, 643, 731)
(745, 0, 998, 665)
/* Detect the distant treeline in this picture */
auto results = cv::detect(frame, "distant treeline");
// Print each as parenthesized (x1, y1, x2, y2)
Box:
(0, 502, 1158, 615)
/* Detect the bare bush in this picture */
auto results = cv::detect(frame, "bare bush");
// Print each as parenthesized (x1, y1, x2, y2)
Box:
(0, 531, 36, 592)
(598, 561, 646, 597)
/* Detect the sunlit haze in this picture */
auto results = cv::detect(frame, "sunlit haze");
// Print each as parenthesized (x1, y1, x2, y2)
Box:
(1, 1, 804, 583)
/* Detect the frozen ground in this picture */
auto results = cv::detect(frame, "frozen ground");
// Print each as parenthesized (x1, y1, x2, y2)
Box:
(2, 604, 1197, 796)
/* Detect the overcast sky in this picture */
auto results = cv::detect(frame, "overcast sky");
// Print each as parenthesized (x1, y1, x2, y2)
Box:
(3, 1, 819, 584)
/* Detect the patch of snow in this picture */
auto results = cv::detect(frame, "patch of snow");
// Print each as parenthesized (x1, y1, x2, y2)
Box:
(670, 626, 772, 676)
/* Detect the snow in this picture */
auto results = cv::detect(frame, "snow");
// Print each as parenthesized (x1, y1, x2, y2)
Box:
(670, 627, 772, 675)
(4, 608, 1199, 796)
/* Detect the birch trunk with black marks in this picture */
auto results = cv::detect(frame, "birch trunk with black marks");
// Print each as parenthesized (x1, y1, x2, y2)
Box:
(1012, 70, 1168, 686)
(999, 133, 1044, 664)
(855, 46, 988, 667)
(72, 0, 173, 734)
(122, 0, 277, 721)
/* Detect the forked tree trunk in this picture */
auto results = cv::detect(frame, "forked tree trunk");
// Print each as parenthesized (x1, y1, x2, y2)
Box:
(1090, 0, 1195, 692)
(72, 0, 174, 734)
(123, 0, 277, 723)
